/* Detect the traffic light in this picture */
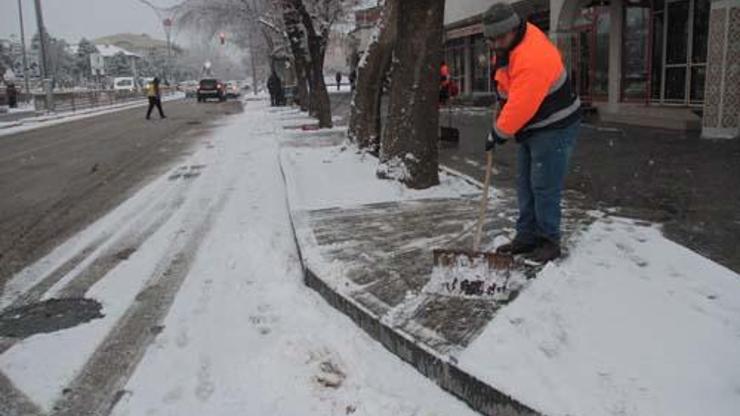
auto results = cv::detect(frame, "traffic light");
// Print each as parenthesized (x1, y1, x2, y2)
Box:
(219, 32, 226, 45)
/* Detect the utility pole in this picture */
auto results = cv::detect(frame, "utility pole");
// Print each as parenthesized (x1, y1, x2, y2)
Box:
(33, 0, 53, 111)
(163, 17, 173, 83)
(134, 1, 179, 84)
(17, 0, 31, 95)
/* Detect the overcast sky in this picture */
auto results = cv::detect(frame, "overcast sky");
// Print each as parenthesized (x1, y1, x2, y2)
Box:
(1, 0, 183, 44)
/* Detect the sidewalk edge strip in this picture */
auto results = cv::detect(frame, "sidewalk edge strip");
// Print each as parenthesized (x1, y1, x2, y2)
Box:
(277, 147, 541, 416)
(303, 268, 541, 416)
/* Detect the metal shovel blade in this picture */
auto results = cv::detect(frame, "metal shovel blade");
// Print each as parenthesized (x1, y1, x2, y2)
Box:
(431, 249, 517, 297)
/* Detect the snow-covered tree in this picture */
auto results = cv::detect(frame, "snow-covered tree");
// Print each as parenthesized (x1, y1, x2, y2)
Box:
(177, 0, 352, 128)
(348, 0, 396, 153)
(0, 42, 13, 83)
(177, 0, 278, 95)
(382, 0, 444, 189)
(106, 52, 134, 77)
(281, 0, 347, 128)
(75, 38, 99, 83)
(350, 0, 445, 189)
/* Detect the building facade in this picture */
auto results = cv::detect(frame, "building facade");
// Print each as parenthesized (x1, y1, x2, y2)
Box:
(444, 0, 740, 139)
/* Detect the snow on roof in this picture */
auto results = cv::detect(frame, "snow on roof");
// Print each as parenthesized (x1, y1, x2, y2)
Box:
(95, 43, 141, 58)
(445, 0, 513, 26)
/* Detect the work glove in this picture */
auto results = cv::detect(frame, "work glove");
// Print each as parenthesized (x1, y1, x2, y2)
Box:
(486, 128, 508, 151)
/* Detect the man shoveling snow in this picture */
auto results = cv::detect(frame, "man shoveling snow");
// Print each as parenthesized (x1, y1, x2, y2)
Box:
(484, 2, 581, 264)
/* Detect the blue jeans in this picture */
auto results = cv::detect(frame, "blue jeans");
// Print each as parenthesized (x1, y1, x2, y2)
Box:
(515, 121, 579, 244)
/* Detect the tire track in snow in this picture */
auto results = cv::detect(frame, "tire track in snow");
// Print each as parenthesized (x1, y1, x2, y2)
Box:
(49, 185, 233, 416)
(0, 370, 44, 416)
(2, 175, 195, 311)
(4, 235, 110, 310)
(54, 194, 187, 300)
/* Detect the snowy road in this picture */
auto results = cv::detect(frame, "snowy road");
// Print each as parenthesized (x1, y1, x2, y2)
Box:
(0, 99, 241, 292)
(0, 102, 476, 416)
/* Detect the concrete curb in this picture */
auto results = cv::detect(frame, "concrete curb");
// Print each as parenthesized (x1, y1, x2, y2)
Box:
(0, 122, 22, 130)
(277, 149, 541, 416)
(303, 268, 540, 416)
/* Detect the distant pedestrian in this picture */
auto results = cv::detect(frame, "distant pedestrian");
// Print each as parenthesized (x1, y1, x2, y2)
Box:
(145, 77, 166, 120)
(335, 72, 342, 91)
(349, 69, 357, 92)
(6, 82, 18, 108)
(439, 61, 451, 105)
(267, 72, 281, 107)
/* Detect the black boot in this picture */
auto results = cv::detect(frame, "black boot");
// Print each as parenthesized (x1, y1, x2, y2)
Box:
(496, 238, 538, 255)
(526, 239, 562, 264)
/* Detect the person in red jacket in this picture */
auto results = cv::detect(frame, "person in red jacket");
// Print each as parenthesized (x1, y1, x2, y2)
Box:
(440, 61, 451, 105)
(483, 3, 581, 263)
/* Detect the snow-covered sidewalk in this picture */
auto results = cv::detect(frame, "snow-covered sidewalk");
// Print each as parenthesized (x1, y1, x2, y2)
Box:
(0, 101, 475, 415)
(281, 126, 740, 414)
(3, 99, 739, 416)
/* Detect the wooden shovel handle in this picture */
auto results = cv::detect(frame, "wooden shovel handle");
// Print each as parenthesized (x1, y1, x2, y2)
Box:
(473, 150, 494, 252)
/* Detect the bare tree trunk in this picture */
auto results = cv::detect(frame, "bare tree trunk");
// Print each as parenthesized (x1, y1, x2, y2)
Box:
(379, 0, 443, 189)
(289, 0, 332, 128)
(306, 61, 319, 117)
(348, 0, 398, 152)
(306, 33, 332, 128)
(247, 29, 260, 95)
(282, 3, 310, 112)
(295, 60, 310, 112)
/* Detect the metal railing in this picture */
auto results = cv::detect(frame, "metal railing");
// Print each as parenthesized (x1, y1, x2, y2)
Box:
(32, 90, 151, 113)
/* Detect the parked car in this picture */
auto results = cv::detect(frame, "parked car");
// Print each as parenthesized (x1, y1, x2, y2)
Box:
(113, 77, 136, 92)
(225, 81, 241, 99)
(197, 79, 226, 102)
(176, 80, 197, 98)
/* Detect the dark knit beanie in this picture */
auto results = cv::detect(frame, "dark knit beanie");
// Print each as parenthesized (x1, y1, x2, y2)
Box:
(483, 3, 522, 39)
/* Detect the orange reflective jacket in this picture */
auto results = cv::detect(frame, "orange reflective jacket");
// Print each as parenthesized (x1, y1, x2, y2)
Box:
(493, 23, 580, 139)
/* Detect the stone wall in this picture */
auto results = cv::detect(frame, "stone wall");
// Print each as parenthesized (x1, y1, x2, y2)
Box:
(703, 0, 740, 139)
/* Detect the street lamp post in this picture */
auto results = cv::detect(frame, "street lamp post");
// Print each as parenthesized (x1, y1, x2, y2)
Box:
(163, 17, 173, 84)
(16, 0, 31, 95)
(33, 0, 53, 111)
(134, 1, 179, 84)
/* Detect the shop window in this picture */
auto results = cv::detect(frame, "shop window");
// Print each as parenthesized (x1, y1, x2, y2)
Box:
(622, 3, 651, 100)
(665, 0, 690, 65)
(691, 0, 709, 63)
(569, 6, 609, 102)
(593, 11, 610, 98)
(651, 10, 664, 99)
(690, 66, 705, 102)
(650, 0, 709, 105)
(665, 66, 687, 100)
(471, 35, 490, 93)
(445, 38, 466, 94)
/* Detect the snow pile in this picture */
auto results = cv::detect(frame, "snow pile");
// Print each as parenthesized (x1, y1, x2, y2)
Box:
(281, 145, 480, 210)
(375, 154, 410, 182)
(425, 254, 528, 301)
(458, 217, 740, 416)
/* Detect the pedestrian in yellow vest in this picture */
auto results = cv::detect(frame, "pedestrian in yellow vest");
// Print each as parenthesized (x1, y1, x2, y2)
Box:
(146, 77, 166, 120)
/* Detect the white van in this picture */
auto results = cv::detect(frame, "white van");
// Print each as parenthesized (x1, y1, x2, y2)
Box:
(113, 77, 136, 92)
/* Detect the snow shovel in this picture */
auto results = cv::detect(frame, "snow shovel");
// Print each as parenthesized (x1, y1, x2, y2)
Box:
(432, 150, 515, 296)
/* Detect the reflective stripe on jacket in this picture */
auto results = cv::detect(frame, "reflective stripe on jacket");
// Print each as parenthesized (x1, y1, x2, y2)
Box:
(494, 23, 580, 140)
